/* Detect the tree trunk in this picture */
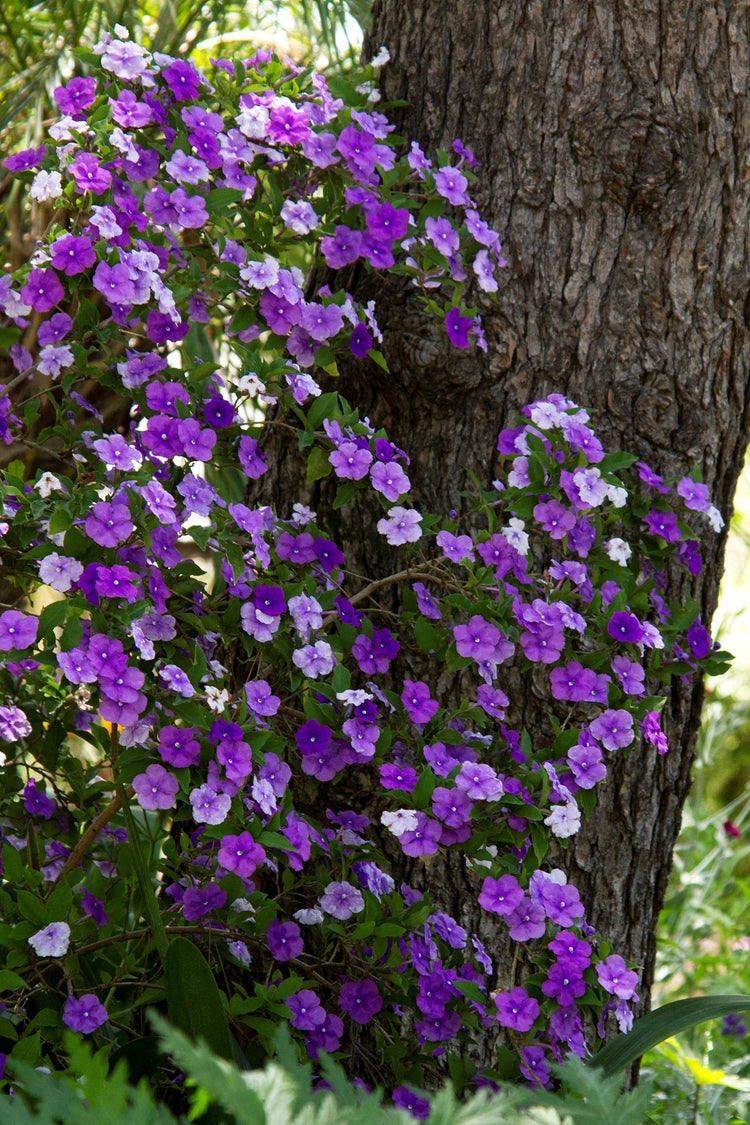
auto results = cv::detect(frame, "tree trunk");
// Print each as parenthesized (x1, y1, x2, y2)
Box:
(264, 0, 750, 1072)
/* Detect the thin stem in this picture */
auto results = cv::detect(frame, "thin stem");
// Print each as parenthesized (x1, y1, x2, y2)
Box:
(322, 566, 442, 626)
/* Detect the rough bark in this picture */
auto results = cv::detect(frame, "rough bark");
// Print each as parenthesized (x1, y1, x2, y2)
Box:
(263, 0, 750, 1071)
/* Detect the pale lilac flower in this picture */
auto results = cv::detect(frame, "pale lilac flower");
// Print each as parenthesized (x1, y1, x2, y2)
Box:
(544, 800, 581, 839)
(28, 922, 70, 957)
(377, 506, 422, 545)
(159, 664, 195, 698)
(319, 881, 365, 920)
(189, 784, 231, 825)
(0, 705, 31, 742)
(292, 640, 336, 678)
(37, 553, 83, 592)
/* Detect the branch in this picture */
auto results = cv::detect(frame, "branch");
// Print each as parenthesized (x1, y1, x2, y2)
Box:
(55, 785, 130, 882)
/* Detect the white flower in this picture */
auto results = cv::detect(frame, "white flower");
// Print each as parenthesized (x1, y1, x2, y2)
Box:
(381, 808, 418, 837)
(706, 505, 725, 532)
(606, 484, 628, 508)
(604, 537, 632, 566)
(336, 689, 373, 707)
(28, 922, 70, 958)
(33, 472, 65, 499)
(30, 170, 63, 202)
(294, 907, 325, 925)
(369, 45, 391, 68)
(544, 800, 581, 839)
(501, 517, 529, 555)
(291, 502, 315, 526)
(237, 372, 266, 396)
(205, 685, 230, 713)
(231, 897, 256, 916)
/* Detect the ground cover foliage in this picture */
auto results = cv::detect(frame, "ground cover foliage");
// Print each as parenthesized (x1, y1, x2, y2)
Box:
(0, 22, 741, 1121)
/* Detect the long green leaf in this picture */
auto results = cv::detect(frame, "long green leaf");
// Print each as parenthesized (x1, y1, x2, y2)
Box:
(591, 994, 750, 1076)
(164, 937, 234, 1061)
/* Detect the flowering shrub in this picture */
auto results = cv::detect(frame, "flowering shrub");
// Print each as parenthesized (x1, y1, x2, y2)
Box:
(0, 25, 730, 1108)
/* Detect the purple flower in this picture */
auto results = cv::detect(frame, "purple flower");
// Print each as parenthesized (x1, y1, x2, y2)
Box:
(84, 500, 134, 548)
(456, 761, 503, 801)
(20, 268, 64, 313)
(63, 994, 108, 1034)
(643, 509, 681, 542)
(607, 611, 644, 644)
(159, 664, 195, 698)
(687, 618, 712, 659)
(393, 1087, 430, 1120)
(444, 306, 472, 348)
(81, 891, 108, 926)
(132, 764, 179, 811)
(436, 530, 474, 563)
(157, 726, 201, 768)
(399, 813, 442, 857)
(23, 779, 57, 819)
(596, 954, 639, 1000)
(520, 1045, 551, 1088)
(183, 882, 227, 921)
(642, 711, 669, 754)
(319, 880, 365, 920)
(506, 897, 546, 941)
(329, 440, 372, 480)
(0, 610, 38, 651)
(567, 741, 607, 789)
(245, 679, 280, 716)
(339, 979, 383, 1024)
(161, 59, 202, 101)
(379, 763, 418, 792)
(494, 986, 539, 1032)
(677, 477, 711, 512)
(217, 832, 266, 878)
(286, 989, 326, 1031)
(376, 505, 422, 545)
(68, 153, 112, 195)
(413, 581, 441, 620)
(539, 881, 585, 926)
(401, 680, 439, 724)
(453, 615, 500, 662)
(534, 499, 576, 539)
(434, 166, 470, 205)
(0, 705, 32, 741)
(432, 786, 472, 828)
(267, 918, 304, 961)
(589, 708, 634, 751)
(50, 234, 96, 276)
(189, 784, 231, 825)
(478, 874, 524, 916)
(370, 459, 410, 501)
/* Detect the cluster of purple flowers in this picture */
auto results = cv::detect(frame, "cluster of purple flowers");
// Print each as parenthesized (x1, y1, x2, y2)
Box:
(0, 31, 730, 1109)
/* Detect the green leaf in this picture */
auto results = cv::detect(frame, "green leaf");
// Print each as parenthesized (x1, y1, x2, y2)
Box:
(37, 599, 67, 637)
(591, 994, 750, 1077)
(306, 445, 332, 483)
(0, 969, 26, 992)
(165, 937, 234, 1061)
